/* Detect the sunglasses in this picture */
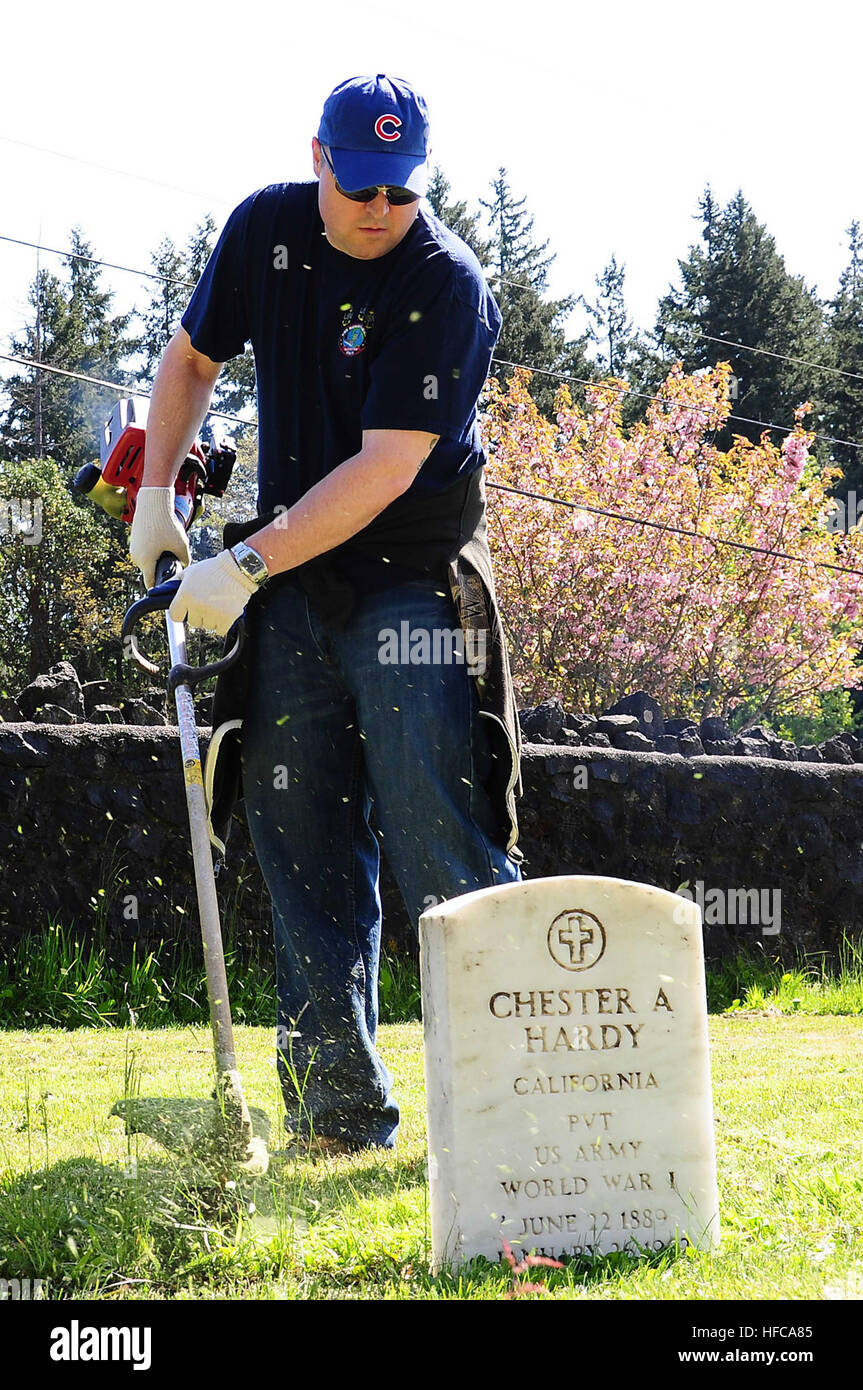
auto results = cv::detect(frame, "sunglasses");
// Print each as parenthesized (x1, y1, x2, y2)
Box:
(320, 145, 420, 206)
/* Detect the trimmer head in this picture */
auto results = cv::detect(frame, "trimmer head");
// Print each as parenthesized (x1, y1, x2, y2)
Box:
(213, 1069, 271, 1175)
(111, 1073, 270, 1176)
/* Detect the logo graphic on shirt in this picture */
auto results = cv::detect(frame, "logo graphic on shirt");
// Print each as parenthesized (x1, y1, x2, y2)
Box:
(374, 114, 402, 141)
(339, 305, 375, 357)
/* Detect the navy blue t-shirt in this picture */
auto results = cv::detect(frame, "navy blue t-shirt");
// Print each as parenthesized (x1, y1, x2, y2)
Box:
(181, 181, 502, 588)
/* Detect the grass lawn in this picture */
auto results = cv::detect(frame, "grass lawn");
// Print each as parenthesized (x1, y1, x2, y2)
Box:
(0, 1016, 861, 1301)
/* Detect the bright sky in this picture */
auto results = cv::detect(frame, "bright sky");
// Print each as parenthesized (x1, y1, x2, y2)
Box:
(2, 0, 862, 387)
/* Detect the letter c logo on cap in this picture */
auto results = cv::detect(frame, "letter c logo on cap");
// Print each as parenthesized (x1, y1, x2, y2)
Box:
(375, 114, 402, 141)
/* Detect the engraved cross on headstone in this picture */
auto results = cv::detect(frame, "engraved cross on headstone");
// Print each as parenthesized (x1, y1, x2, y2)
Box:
(556, 912, 594, 966)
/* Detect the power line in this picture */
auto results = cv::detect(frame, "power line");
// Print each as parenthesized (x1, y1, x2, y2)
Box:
(2, 131, 860, 399)
(0, 217, 859, 452)
(488, 481, 863, 579)
(0, 354, 251, 428)
(0, 134, 231, 206)
(2, 233, 550, 301)
(696, 333, 863, 385)
(3, 354, 863, 581)
(3, 136, 860, 575)
(491, 356, 863, 453)
(0, 240, 858, 451)
(4, 228, 856, 443)
(487, 271, 550, 294)
(0, 234, 197, 290)
(488, 270, 863, 389)
(3, 237, 859, 412)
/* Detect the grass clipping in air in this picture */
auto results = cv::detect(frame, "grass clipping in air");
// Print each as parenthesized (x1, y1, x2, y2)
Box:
(111, 1069, 270, 1176)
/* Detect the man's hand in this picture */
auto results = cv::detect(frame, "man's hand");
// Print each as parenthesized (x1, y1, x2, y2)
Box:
(168, 551, 259, 635)
(129, 488, 191, 590)
(129, 326, 223, 587)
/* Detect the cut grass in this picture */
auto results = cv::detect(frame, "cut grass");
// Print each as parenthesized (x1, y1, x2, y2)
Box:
(0, 1018, 861, 1300)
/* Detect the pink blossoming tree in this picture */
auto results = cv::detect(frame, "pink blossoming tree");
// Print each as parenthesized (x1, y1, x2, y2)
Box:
(482, 363, 863, 722)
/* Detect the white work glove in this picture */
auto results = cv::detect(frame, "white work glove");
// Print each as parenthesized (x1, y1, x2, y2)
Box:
(129, 487, 192, 589)
(168, 550, 259, 636)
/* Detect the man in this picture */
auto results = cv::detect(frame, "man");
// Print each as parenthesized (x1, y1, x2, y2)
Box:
(130, 74, 523, 1154)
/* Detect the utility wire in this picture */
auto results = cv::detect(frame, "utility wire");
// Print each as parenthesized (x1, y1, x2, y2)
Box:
(3, 232, 537, 299)
(489, 273, 863, 386)
(489, 481, 863, 578)
(491, 356, 863, 453)
(2, 136, 860, 394)
(695, 333, 863, 385)
(0, 134, 232, 206)
(3, 225, 852, 449)
(3, 240, 860, 408)
(0, 234, 197, 290)
(1, 228, 860, 450)
(0, 354, 251, 428)
(3, 354, 862, 580)
(4, 133, 861, 571)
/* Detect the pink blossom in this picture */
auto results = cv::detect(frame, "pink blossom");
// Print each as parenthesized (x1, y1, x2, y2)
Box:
(782, 433, 808, 482)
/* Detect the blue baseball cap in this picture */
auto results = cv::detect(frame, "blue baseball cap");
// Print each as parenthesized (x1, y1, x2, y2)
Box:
(318, 74, 431, 195)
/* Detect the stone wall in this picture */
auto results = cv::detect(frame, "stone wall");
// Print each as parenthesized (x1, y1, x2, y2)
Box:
(2, 723, 862, 964)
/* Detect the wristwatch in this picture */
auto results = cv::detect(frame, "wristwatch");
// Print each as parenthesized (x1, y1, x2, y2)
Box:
(229, 541, 270, 587)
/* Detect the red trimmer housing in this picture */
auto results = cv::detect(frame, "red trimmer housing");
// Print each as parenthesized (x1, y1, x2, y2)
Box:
(73, 397, 236, 530)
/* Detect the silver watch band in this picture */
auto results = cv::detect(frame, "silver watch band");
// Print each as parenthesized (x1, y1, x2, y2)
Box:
(229, 541, 270, 586)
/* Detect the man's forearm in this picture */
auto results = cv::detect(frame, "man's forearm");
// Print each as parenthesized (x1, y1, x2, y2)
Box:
(142, 330, 221, 487)
(247, 450, 415, 577)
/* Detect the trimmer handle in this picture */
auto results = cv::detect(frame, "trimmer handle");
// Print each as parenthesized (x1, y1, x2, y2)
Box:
(165, 624, 246, 697)
(122, 549, 246, 688)
(155, 551, 185, 587)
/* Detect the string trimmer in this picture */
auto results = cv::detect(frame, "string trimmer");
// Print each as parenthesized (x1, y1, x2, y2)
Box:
(74, 398, 269, 1176)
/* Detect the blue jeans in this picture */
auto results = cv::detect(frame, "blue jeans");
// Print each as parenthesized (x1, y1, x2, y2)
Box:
(240, 573, 522, 1149)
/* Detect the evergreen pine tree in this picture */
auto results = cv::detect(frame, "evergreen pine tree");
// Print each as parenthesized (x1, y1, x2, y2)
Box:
(63, 229, 136, 460)
(823, 221, 863, 498)
(182, 213, 256, 419)
(479, 168, 592, 416)
(138, 236, 191, 382)
(185, 214, 217, 283)
(424, 165, 491, 264)
(1, 265, 65, 463)
(652, 188, 827, 451)
(587, 255, 639, 376)
(585, 254, 649, 426)
(138, 212, 255, 421)
(1, 231, 135, 470)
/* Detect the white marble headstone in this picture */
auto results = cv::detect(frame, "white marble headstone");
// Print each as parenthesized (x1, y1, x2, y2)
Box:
(419, 875, 719, 1270)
